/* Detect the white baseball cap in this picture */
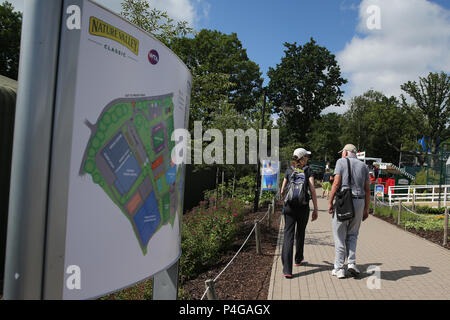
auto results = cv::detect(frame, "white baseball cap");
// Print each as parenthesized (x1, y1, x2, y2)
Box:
(293, 148, 311, 159)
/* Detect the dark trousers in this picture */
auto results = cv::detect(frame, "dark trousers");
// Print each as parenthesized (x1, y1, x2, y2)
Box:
(281, 204, 310, 275)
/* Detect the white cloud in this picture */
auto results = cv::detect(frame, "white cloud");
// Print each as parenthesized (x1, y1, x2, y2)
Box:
(337, 0, 450, 104)
(7, 0, 209, 28)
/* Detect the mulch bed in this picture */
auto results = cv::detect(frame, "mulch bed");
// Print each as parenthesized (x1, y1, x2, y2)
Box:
(371, 212, 450, 250)
(180, 204, 282, 300)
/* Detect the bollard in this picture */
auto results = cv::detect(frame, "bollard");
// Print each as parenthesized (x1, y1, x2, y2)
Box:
(255, 220, 262, 255)
(205, 279, 217, 300)
(444, 207, 448, 246)
(267, 204, 272, 228)
(398, 201, 402, 226)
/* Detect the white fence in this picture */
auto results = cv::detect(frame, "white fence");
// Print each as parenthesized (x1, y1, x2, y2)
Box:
(388, 185, 450, 207)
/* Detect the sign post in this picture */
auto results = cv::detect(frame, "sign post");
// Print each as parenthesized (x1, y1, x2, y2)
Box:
(4, 0, 191, 300)
(3, 0, 64, 300)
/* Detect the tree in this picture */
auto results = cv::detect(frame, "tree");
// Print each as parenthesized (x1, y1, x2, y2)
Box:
(170, 29, 263, 115)
(307, 113, 343, 163)
(189, 72, 235, 131)
(0, 1, 22, 80)
(400, 72, 450, 156)
(120, 0, 194, 46)
(339, 90, 422, 164)
(267, 38, 347, 144)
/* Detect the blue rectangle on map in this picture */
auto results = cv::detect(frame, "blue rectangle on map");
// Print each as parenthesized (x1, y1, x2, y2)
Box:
(114, 153, 141, 195)
(134, 192, 161, 247)
(103, 133, 131, 171)
(166, 165, 177, 185)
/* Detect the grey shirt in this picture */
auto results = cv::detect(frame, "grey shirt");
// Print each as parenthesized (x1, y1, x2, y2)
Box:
(334, 155, 369, 197)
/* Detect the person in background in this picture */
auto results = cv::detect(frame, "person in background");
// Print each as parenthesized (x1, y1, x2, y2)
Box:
(322, 168, 332, 199)
(280, 148, 319, 279)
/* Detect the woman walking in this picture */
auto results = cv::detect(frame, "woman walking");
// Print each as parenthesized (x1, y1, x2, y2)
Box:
(280, 148, 319, 278)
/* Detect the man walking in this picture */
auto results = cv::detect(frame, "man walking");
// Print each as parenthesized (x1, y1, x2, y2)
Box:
(328, 144, 370, 279)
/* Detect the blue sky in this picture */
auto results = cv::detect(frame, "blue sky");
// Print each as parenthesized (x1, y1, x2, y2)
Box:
(9, 0, 450, 112)
(197, 0, 362, 86)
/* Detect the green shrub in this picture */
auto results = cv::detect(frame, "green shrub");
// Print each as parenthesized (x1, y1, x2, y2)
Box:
(180, 198, 246, 281)
(414, 205, 446, 215)
(373, 205, 445, 232)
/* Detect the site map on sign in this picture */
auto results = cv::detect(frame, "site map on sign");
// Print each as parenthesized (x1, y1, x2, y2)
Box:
(80, 94, 181, 255)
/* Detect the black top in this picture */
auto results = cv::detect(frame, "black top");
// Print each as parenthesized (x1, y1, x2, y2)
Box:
(322, 172, 332, 183)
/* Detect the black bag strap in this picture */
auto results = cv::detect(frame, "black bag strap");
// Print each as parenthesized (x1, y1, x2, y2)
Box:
(346, 158, 352, 187)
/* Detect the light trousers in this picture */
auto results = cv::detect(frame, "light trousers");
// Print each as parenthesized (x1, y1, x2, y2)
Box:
(332, 199, 365, 270)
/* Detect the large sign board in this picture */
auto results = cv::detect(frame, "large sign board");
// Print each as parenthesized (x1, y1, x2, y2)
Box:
(43, 0, 191, 299)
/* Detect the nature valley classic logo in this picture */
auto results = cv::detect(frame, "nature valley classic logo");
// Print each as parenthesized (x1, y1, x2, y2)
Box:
(89, 17, 139, 56)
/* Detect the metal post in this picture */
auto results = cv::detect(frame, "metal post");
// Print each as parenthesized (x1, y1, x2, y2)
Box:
(254, 90, 266, 213)
(373, 191, 377, 215)
(152, 260, 179, 300)
(398, 201, 402, 225)
(221, 170, 225, 200)
(255, 220, 262, 255)
(438, 152, 444, 209)
(3, 0, 64, 300)
(205, 279, 217, 300)
(215, 167, 219, 207)
(445, 186, 448, 208)
(444, 207, 448, 246)
(389, 186, 392, 206)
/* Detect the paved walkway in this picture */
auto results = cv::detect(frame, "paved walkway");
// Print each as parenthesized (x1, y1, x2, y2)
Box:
(268, 192, 450, 300)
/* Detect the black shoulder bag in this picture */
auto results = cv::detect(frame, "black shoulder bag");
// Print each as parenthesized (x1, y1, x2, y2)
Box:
(334, 158, 355, 221)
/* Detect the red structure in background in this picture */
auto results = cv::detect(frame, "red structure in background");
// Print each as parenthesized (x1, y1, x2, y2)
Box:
(369, 177, 396, 194)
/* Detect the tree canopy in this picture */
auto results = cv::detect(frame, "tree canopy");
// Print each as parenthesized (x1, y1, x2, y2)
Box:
(171, 29, 263, 116)
(400, 71, 450, 155)
(306, 112, 343, 164)
(339, 90, 422, 164)
(0, 1, 22, 80)
(267, 38, 347, 143)
(120, 0, 194, 46)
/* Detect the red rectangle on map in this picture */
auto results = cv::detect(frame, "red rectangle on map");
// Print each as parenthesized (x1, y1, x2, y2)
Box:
(152, 156, 163, 170)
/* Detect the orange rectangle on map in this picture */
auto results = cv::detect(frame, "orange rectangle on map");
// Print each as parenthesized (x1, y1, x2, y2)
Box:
(127, 192, 143, 214)
(152, 156, 163, 170)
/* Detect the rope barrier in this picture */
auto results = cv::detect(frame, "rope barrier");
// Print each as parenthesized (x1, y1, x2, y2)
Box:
(200, 200, 274, 300)
(376, 197, 439, 220)
(377, 199, 392, 207)
(400, 203, 438, 219)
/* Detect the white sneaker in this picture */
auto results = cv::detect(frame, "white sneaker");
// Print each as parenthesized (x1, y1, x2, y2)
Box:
(331, 269, 346, 279)
(347, 264, 360, 276)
